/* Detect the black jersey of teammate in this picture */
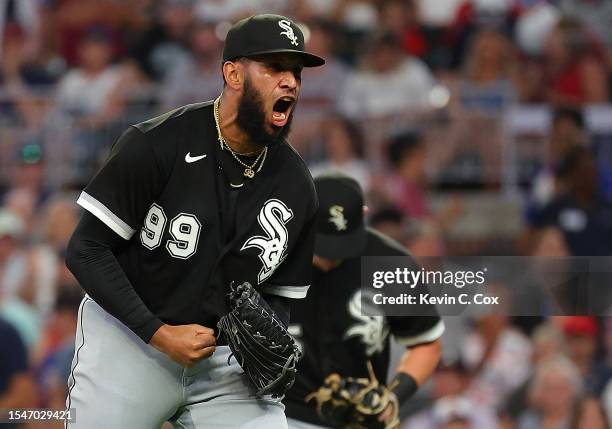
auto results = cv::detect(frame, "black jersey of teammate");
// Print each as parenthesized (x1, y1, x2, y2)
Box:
(284, 228, 444, 425)
(77, 101, 318, 332)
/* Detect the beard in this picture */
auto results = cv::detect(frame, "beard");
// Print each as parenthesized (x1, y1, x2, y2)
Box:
(235, 76, 294, 148)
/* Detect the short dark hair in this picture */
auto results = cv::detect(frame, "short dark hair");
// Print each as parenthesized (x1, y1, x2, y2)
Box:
(386, 131, 423, 168)
(324, 115, 365, 158)
(369, 206, 404, 226)
(552, 107, 584, 130)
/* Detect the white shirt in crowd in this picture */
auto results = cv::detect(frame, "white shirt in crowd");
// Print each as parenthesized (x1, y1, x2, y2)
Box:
(54, 66, 122, 116)
(338, 58, 435, 119)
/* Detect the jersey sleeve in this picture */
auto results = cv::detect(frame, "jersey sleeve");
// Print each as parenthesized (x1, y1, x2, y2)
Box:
(77, 126, 167, 240)
(259, 209, 317, 299)
(388, 316, 445, 347)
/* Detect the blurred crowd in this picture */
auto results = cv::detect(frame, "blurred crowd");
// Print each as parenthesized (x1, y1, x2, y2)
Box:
(1, 0, 612, 428)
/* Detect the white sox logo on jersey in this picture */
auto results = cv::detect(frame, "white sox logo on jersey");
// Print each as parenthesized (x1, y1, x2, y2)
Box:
(278, 20, 299, 46)
(242, 199, 294, 283)
(344, 290, 389, 356)
(329, 205, 348, 231)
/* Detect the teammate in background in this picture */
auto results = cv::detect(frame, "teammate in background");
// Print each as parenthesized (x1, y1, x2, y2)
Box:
(285, 173, 444, 429)
(65, 14, 324, 428)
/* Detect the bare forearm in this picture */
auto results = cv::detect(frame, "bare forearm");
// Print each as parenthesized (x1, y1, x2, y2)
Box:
(396, 339, 442, 386)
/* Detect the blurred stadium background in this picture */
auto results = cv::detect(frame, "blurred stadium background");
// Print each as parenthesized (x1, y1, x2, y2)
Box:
(1, 0, 612, 428)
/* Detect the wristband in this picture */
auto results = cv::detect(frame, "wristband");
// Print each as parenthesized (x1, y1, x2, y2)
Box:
(391, 372, 418, 404)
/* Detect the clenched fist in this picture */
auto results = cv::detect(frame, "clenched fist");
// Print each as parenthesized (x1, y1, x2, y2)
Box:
(149, 324, 216, 367)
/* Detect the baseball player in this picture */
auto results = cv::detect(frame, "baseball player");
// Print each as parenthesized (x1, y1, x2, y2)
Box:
(285, 173, 444, 429)
(64, 14, 324, 429)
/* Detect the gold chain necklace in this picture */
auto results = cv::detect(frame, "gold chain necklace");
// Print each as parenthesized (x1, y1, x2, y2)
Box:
(214, 96, 267, 179)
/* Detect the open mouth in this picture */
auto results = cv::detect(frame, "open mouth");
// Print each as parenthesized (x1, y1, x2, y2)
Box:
(272, 96, 295, 127)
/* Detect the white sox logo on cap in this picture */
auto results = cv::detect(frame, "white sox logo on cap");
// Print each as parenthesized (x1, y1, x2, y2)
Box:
(328, 205, 347, 231)
(278, 19, 299, 46)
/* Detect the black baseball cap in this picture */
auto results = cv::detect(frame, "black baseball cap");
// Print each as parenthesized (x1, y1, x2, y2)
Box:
(314, 172, 367, 259)
(223, 14, 325, 67)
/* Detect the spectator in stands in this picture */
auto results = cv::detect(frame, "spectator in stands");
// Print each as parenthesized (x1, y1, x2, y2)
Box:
(440, 28, 517, 186)
(0, 208, 41, 349)
(543, 17, 609, 106)
(462, 307, 532, 410)
(517, 226, 577, 318)
(518, 355, 582, 429)
(289, 19, 351, 154)
(413, 0, 464, 70)
(0, 24, 57, 127)
(527, 108, 587, 213)
(560, 317, 612, 395)
(338, 30, 435, 119)
(528, 146, 612, 256)
(506, 322, 567, 422)
(384, 131, 431, 219)
(446, 0, 519, 71)
(383, 131, 464, 230)
(299, 19, 349, 113)
(52, 0, 142, 67)
(378, 0, 428, 60)
(53, 26, 128, 183)
(0, 316, 37, 411)
(570, 395, 610, 429)
(0, 208, 28, 301)
(54, 26, 125, 127)
(128, 0, 194, 82)
(454, 28, 517, 112)
(404, 361, 500, 429)
(160, 18, 223, 110)
(34, 285, 83, 409)
(2, 144, 50, 237)
(309, 115, 371, 192)
(14, 194, 81, 321)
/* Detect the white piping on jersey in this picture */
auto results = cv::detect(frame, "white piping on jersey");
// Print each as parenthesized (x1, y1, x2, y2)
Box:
(394, 319, 445, 347)
(77, 191, 135, 240)
(259, 284, 310, 299)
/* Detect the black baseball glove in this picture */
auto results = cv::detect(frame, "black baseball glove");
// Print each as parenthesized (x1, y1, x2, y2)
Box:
(305, 361, 400, 429)
(217, 281, 301, 397)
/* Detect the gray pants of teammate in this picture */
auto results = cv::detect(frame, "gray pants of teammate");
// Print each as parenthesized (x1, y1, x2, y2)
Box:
(66, 296, 287, 429)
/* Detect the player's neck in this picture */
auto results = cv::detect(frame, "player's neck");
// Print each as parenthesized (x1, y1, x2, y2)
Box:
(218, 94, 262, 155)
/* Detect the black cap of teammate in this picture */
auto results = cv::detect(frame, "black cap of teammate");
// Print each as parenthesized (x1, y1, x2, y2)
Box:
(223, 14, 325, 67)
(314, 173, 367, 259)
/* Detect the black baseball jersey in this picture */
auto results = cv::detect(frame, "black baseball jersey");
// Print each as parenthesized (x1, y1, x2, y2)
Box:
(284, 228, 444, 425)
(76, 101, 318, 333)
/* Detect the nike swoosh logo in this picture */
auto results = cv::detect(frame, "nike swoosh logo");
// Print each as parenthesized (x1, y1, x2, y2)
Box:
(185, 153, 207, 163)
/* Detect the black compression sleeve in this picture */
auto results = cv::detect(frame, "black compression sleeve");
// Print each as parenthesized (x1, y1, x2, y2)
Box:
(65, 211, 164, 343)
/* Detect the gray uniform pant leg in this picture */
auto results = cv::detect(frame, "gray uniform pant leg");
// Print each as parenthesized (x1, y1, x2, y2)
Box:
(65, 296, 287, 429)
(170, 346, 287, 429)
(65, 297, 183, 429)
